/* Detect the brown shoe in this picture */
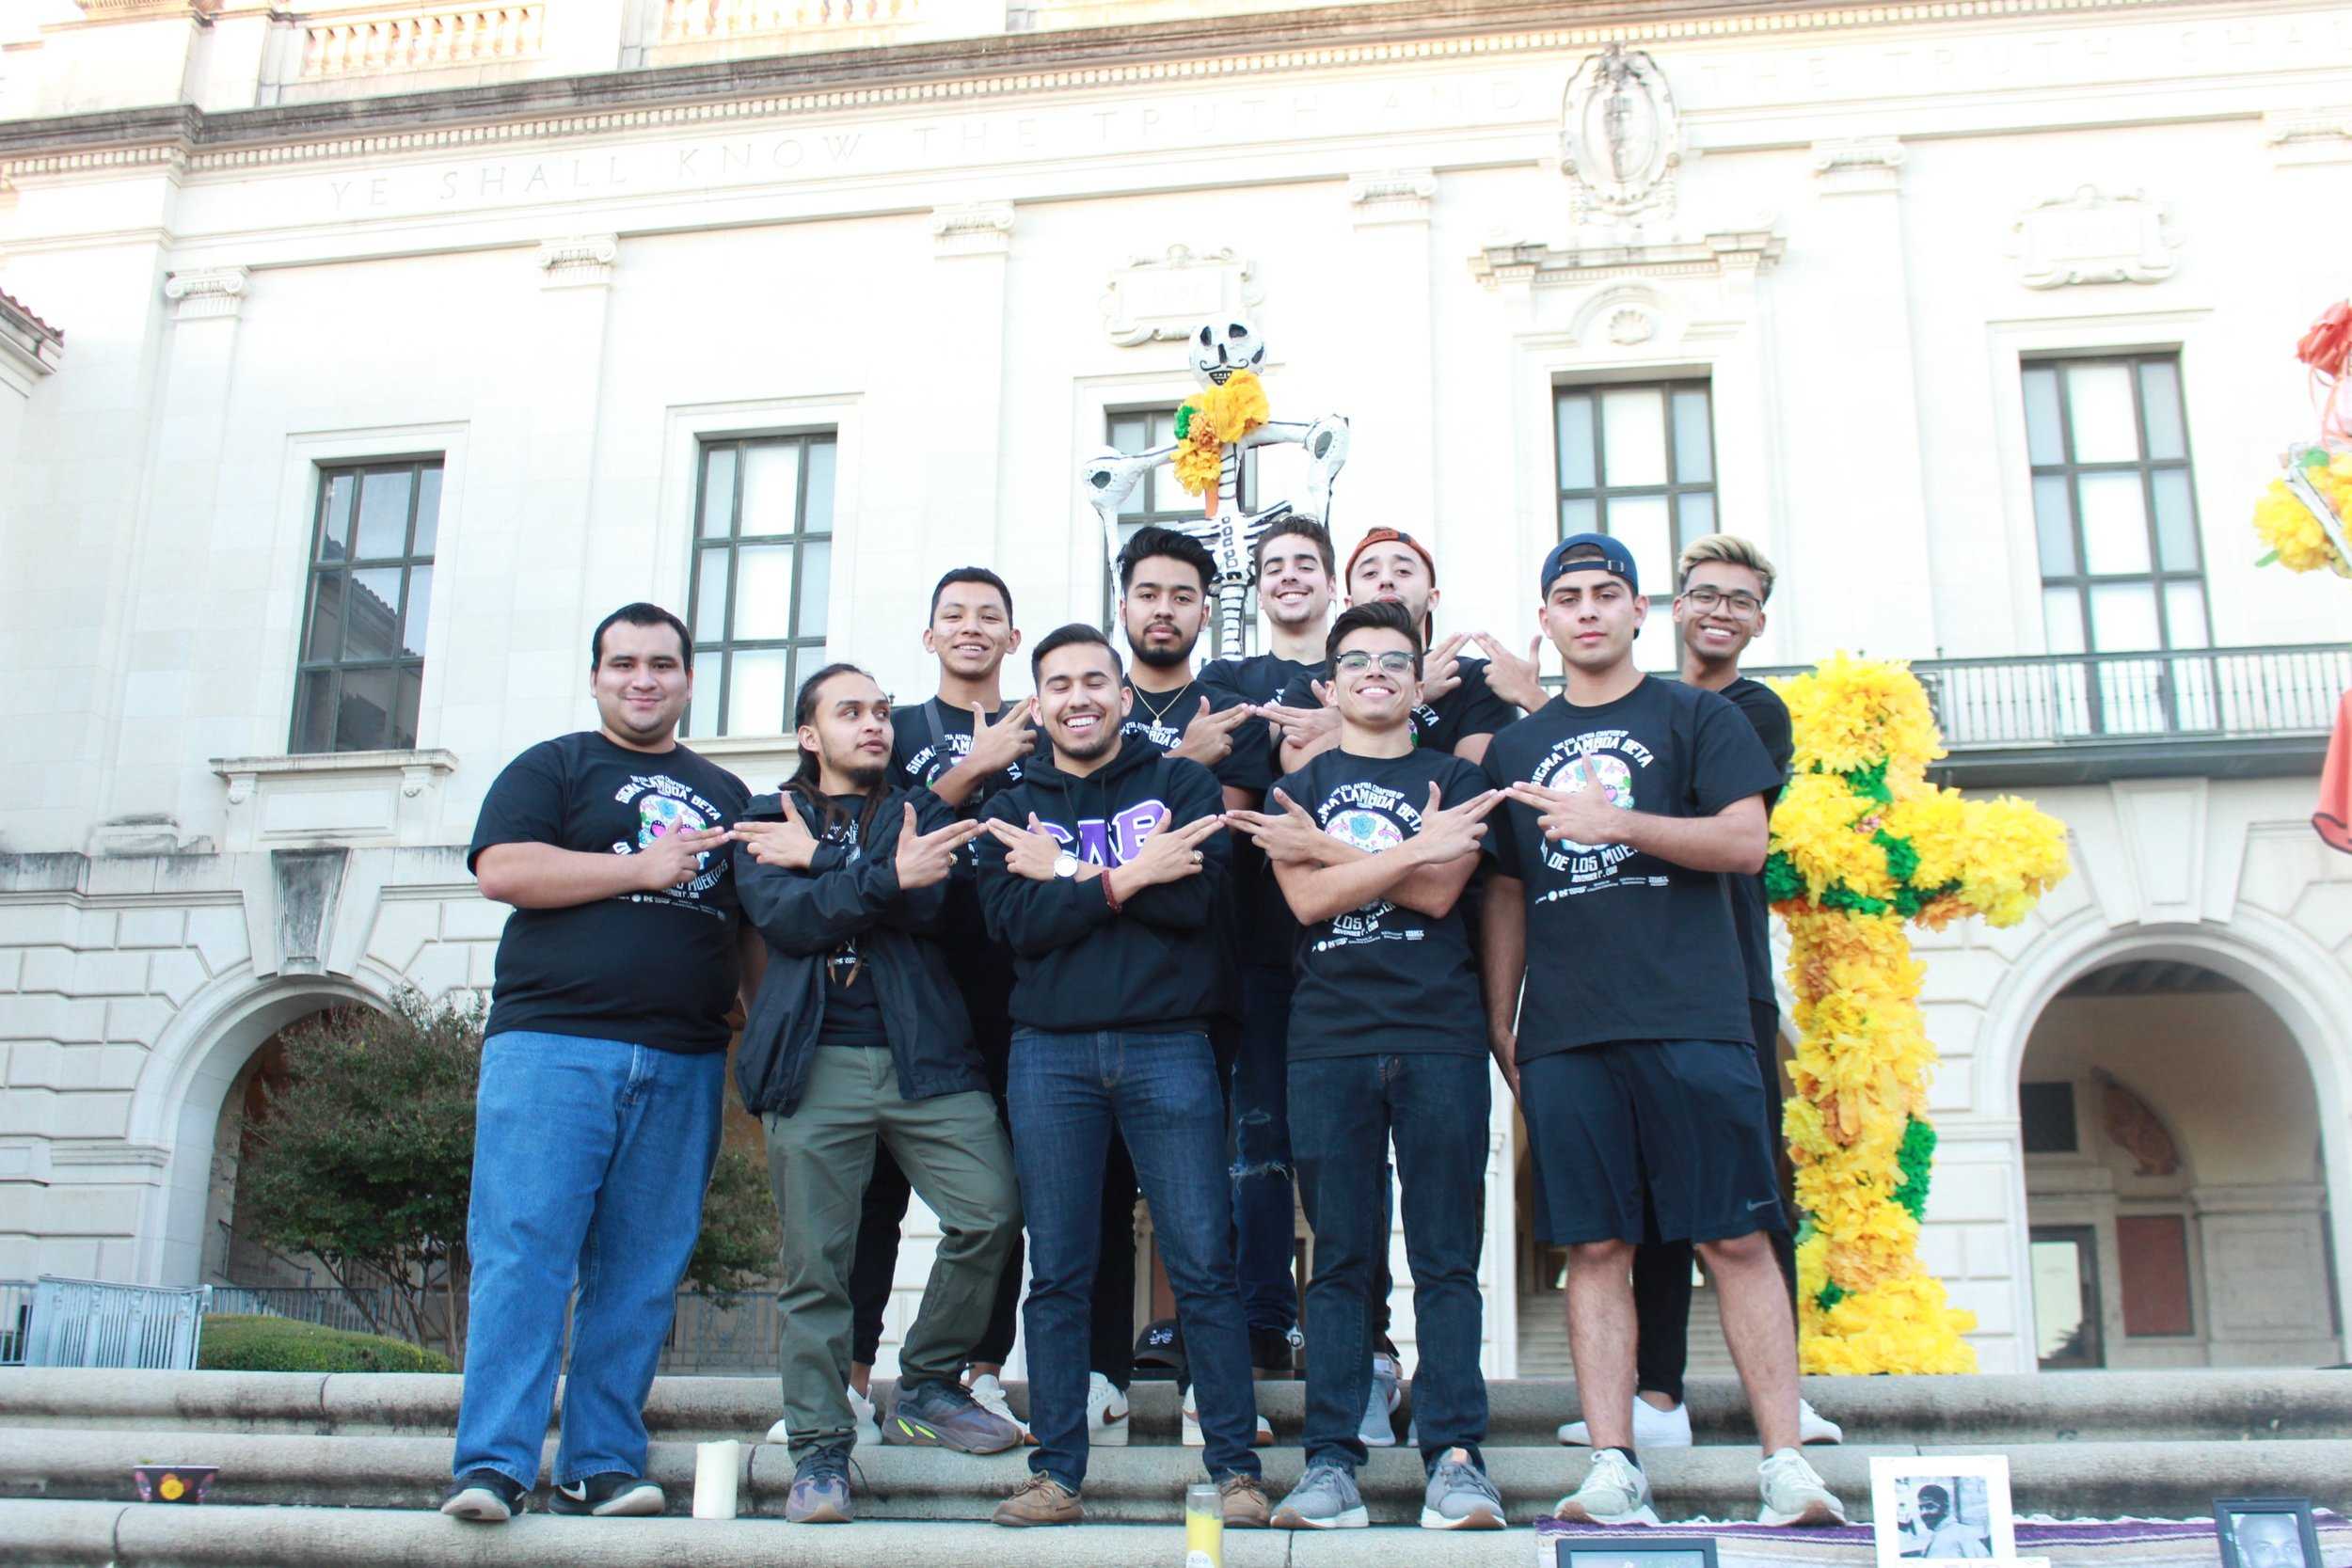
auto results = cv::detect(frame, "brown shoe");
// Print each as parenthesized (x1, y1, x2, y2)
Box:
(1218, 1473, 1271, 1528)
(993, 1472, 1083, 1528)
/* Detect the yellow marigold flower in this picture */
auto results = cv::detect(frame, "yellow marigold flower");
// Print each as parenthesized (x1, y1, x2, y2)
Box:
(2253, 474, 2349, 576)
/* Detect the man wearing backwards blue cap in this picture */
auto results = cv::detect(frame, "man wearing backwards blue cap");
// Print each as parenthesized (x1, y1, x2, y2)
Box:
(1477, 534, 1846, 1531)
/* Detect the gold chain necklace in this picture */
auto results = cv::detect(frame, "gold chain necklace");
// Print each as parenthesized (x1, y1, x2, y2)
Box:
(1130, 679, 1195, 728)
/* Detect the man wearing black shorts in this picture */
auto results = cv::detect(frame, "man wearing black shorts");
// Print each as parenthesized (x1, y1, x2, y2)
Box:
(1481, 535, 1844, 1529)
(1555, 533, 1840, 1452)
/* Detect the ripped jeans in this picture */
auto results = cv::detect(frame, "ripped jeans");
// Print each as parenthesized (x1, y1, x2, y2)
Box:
(1231, 962, 1300, 1337)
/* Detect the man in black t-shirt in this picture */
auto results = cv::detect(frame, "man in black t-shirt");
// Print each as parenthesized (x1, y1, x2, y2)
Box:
(1480, 539, 1845, 1531)
(443, 603, 753, 1527)
(1198, 518, 1335, 1383)
(1233, 600, 1505, 1533)
(1555, 533, 1840, 1453)
(1265, 528, 1532, 771)
(840, 568, 1048, 1443)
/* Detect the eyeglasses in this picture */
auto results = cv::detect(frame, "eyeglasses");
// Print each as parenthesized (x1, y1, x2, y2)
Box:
(1333, 651, 1417, 675)
(1680, 586, 1764, 617)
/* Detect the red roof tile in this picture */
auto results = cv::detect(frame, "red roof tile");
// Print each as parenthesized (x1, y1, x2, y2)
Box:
(0, 286, 63, 344)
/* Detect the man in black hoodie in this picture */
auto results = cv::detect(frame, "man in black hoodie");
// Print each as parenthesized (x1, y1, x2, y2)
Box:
(977, 625, 1270, 1530)
(731, 663, 1023, 1526)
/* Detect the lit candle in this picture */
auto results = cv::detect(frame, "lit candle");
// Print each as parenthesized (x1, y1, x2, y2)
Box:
(692, 1439, 741, 1519)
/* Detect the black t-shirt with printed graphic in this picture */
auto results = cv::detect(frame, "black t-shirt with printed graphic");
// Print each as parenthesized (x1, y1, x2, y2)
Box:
(889, 698, 1024, 1025)
(811, 794, 892, 1049)
(1279, 654, 1520, 758)
(1482, 679, 1780, 1059)
(468, 730, 750, 1054)
(1272, 746, 1495, 1061)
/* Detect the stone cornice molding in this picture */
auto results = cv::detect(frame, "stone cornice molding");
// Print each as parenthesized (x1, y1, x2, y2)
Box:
(164, 263, 248, 320)
(0, 0, 2225, 181)
(0, 292, 65, 383)
(931, 201, 1014, 257)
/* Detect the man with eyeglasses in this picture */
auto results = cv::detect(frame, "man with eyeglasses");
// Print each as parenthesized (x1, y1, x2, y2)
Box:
(1556, 533, 1841, 1454)
(1232, 599, 1506, 1532)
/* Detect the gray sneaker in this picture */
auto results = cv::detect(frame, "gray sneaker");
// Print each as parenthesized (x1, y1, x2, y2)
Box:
(1271, 1460, 1369, 1529)
(1421, 1447, 1505, 1530)
(884, 1378, 1024, 1453)
(1358, 1354, 1401, 1447)
(786, 1447, 852, 1524)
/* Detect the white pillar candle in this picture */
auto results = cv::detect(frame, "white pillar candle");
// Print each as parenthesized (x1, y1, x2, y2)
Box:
(691, 1439, 741, 1519)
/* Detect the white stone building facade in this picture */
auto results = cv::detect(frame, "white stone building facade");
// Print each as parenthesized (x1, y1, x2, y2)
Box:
(2, 0, 2349, 1378)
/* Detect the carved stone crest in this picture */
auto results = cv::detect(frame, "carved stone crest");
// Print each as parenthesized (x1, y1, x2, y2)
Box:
(1560, 42, 1681, 223)
(2009, 186, 2181, 290)
(1100, 245, 1264, 347)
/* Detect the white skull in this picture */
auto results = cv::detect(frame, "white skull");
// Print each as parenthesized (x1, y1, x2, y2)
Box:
(1189, 318, 1265, 386)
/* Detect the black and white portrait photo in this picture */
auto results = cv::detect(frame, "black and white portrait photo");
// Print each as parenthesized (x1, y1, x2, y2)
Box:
(2217, 1501, 2322, 1568)
(1894, 1476, 1995, 1559)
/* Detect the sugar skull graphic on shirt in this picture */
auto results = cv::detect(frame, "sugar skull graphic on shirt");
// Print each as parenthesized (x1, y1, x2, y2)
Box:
(609, 773, 732, 910)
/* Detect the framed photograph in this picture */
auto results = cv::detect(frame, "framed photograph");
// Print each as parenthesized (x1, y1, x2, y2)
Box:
(2215, 1497, 2321, 1568)
(1868, 1455, 2018, 1564)
(1533, 1522, 1720, 1568)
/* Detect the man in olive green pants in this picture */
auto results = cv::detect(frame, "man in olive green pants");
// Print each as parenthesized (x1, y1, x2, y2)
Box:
(762, 1042, 1021, 1452)
(730, 664, 1025, 1523)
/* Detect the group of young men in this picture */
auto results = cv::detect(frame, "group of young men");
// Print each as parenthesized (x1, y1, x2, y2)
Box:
(439, 515, 1852, 1534)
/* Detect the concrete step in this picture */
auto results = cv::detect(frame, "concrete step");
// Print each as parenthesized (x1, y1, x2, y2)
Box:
(6, 1423, 2348, 1524)
(8, 1367, 2348, 1448)
(0, 1501, 1516, 1568)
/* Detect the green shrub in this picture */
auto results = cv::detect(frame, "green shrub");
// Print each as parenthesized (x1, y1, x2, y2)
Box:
(198, 1314, 454, 1374)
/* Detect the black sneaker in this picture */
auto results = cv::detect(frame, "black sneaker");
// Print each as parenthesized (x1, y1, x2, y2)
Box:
(440, 1468, 528, 1523)
(884, 1378, 1025, 1453)
(548, 1471, 666, 1517)
(1250, 1326, 1301, 1378)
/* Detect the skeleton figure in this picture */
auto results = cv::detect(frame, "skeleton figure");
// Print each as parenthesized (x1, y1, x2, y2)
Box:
(1079, 318, 1350, 657)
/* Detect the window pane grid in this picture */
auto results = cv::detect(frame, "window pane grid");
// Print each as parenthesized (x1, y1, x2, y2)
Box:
(292, 458, 440, 754)
(1554, 379, 1718, 608)
(1103, 407, 1252, 629)
(2028, 352, 2207, 655)
(686, 433, 836, 737)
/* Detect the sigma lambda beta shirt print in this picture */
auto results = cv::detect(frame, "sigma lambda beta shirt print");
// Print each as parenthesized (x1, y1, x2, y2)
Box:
(611, 771, 733, 915)
(1530, 729, 1654, 900)
(1309, 779, 1427, 953)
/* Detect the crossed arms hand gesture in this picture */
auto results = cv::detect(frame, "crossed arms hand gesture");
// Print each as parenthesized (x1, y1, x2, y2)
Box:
(1167, 696, 1258, 768)
(931, 700, 1038, 808)
(986, 811, 1227, 896)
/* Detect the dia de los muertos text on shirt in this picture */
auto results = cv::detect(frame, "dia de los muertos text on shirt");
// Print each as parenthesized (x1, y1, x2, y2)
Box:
(1482, 679, 1779, 1059)
(1271, 746, 1495, 1061)
(469, 731, 750, 1054)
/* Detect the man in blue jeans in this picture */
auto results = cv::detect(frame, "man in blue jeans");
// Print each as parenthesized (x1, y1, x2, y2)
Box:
(1232, 600, 1507, 1530)
(441, 603, 755, 1524)
(976, 624, 1268, 1529)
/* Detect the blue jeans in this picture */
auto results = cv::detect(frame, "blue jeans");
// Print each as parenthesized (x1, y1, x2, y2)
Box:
(1287, 1052, 1490, 1473)
(1008, 1028, 1261, 1493)
(452, 1032, 723, 1489)
(1232, 964, 1299, 1337)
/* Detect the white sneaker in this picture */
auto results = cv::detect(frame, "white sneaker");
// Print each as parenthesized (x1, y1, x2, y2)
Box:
(1756, 1446, 1847, 1527)
(1799, 1398, 1843, 1445)
(1359, 1354, 1402, 1448)
(1181, 1386, 1274, 1447)
(1087, 1370, 1131, 1447)
(1557, 1396, 1692, 1449)
(963, 1370, 1034, 1445)
(763, 1384, 882, 1447)
(1552, 1448, 1660, 1527)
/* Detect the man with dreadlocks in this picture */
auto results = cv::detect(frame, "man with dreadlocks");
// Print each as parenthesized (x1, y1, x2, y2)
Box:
(730, 663, 1025, 1526)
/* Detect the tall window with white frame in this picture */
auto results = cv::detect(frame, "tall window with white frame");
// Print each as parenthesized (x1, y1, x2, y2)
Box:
(292, 459, 440, 753)
(686, 433, 836, 736)
(2022, 355, 2209, 734)
(1554, 379, 1718, 662)
(1104, 408, 1252, 634)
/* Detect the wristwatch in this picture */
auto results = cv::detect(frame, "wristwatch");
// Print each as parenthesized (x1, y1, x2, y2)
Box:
(1052, 851, 1080, 879)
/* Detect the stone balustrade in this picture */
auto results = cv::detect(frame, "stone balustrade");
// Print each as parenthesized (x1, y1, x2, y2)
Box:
(294, 6, 546, 82)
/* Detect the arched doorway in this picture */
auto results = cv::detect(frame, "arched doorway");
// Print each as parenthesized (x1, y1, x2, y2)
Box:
(2018, 957, 2342, 1370)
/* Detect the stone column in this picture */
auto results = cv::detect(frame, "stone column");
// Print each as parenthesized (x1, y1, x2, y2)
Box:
(1789, 138, 1939, 659)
